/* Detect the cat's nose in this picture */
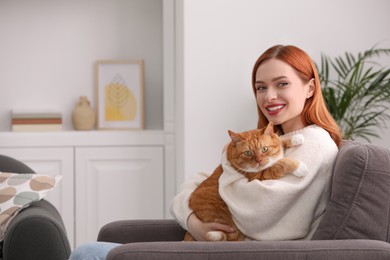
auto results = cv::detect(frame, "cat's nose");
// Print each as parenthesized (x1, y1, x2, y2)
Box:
(257, 156, 269, 166)
(256, 157, 264, 165)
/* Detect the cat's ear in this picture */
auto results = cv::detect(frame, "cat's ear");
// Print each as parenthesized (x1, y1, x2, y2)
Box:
(264, 121, 274, 135)
(228, 130, 241, 143)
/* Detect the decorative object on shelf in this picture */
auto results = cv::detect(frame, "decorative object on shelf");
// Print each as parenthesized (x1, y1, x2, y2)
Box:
(318, 45, 390, 142)
(71, 96, 96, 130)
(11, 110, 62, 132)
(96, 60, 144, 130)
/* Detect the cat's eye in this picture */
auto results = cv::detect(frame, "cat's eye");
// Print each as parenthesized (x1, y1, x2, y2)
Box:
(261, 146, 269, 153)
(243, 150, 253, 157)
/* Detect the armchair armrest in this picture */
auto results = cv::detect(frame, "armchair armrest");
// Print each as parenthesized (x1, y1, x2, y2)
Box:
(2, 199, 71, 260)
(97, 219, 186, 244)
(106, 239, 390, 260)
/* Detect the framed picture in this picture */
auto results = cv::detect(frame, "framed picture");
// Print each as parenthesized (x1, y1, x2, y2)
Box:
(96, 60, 144, 129)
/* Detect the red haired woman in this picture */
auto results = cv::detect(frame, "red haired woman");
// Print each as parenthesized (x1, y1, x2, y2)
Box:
(252, 45, 341, 146)
(170, 45, 341, 241)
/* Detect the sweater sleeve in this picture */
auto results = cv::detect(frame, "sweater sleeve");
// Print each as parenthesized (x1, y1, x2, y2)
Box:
(169, 171, 210, 230)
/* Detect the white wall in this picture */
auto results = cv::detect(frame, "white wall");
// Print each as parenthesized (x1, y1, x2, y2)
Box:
(0, 0, 163, 130)
(182, 0, 390, 180)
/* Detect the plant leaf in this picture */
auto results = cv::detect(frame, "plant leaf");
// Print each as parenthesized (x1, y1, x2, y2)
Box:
(319, 45, 390, 142)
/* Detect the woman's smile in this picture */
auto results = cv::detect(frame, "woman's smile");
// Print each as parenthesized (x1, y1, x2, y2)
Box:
(265, 104, 286, 115)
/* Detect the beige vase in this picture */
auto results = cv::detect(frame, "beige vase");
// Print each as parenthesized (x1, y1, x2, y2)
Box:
(72, 96, 96, 130)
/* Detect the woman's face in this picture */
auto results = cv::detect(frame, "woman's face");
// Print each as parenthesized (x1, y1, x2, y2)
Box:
(255, 58, 314, 133)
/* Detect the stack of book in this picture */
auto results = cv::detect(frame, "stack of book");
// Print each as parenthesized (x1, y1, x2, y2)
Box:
(11, 111, 62, 132)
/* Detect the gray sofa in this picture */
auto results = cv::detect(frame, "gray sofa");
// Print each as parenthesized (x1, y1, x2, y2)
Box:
(98, 141, 390, 260)
(0, 154, 71, 260)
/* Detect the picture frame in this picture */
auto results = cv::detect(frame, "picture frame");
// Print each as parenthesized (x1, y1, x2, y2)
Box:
(96, 60, 144, 130)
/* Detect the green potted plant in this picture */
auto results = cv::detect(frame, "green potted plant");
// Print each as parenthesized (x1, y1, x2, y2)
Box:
(318, 46, 390, 142)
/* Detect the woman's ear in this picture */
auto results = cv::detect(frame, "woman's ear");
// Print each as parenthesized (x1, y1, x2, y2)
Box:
(306, 78, 315, 99)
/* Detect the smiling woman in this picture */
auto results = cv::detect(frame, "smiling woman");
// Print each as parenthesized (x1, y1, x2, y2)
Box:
(251, 45, 341, 146)
(254, 59, 314, 133)
(170, 44, 342, 243)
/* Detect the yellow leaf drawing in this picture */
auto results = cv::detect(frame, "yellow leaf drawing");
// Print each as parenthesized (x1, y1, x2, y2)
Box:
(105, 82, 137, 121)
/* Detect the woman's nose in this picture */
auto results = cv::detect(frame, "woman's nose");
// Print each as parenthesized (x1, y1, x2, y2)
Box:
(264, 88, 277, 102)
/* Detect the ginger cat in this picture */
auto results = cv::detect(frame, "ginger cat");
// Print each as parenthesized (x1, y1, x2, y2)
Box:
(184, 122, 304, 241)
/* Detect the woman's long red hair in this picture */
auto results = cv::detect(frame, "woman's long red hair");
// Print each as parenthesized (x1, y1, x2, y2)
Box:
(252, 45, 342, 147)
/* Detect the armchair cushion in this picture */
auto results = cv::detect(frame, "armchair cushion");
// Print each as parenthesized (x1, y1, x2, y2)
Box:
(312, 141, 390, 241)
(0, 154, 71, 260)
(0, 172, 62, 241)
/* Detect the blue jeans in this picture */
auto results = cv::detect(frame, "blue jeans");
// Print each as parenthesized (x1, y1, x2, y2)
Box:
(69, 242, 121, 260)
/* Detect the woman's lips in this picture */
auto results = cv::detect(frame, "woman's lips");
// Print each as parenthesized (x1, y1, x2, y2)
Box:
(265, 104, 285, 115)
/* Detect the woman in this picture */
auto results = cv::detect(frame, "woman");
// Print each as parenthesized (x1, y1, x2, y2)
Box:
(69, 45, 341, 258)
(170, 44, 341, 241)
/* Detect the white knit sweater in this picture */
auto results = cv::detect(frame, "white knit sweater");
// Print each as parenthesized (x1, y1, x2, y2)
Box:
(170, 125, 338, 240)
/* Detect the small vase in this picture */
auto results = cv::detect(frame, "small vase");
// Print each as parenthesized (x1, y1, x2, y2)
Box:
(72, 96, 96, 130)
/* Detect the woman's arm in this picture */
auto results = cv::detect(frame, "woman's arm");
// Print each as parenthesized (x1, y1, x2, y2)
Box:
(169, 171, 208, 229)
(170, 171, 234, 241)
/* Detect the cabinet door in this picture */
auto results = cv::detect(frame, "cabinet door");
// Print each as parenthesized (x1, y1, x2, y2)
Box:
(0, 147, 75, 248)
(75, 146, 164, 246)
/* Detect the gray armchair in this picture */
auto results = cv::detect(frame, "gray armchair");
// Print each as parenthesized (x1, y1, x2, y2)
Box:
(98, 141, 390, 260)
(0, 154, 71, 260)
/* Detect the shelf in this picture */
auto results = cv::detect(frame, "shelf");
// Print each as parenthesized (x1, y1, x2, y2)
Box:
(0, 130, 166, 147)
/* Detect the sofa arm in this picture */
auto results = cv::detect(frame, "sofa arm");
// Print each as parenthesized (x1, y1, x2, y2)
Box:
(97, 219, 186, 244)
(2, 200, 71, 260)
(106, 239, 390, 260)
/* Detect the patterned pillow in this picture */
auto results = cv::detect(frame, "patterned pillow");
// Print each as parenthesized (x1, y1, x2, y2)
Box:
(0, 172, 62, 241)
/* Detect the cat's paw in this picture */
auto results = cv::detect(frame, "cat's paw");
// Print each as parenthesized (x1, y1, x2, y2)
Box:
(206, 231, 227, 241)
(293, 162, 308, 177)
(291, 134, 304, 146)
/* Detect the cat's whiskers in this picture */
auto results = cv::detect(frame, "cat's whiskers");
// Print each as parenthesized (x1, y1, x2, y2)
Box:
(243, 163, 265, 173)
(241, 150, 284, 174)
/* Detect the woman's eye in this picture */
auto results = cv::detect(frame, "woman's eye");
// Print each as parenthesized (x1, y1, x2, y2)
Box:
(261, 146, 269, 153)
(277, 82, 288, 87)
(243, 150, 253, 157)
(255, 85, 266, 92)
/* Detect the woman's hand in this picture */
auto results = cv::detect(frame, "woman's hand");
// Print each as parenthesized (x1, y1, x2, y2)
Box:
(187, 213, 235, 241)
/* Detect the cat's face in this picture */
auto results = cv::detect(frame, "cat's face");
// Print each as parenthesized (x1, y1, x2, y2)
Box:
(227, 124, 283, 173)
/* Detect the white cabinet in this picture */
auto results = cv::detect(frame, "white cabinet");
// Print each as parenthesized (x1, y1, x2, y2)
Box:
(0, 131, 171, 249)
(75, 146, 164, 245)
(0, 0, 181, 249)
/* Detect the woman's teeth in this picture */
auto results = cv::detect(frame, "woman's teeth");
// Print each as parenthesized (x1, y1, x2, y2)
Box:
(267, 105, 285, 111)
